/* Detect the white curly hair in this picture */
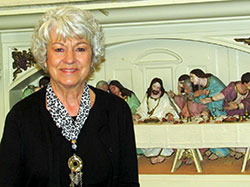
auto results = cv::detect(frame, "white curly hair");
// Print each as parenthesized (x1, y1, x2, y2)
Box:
(31, 6, 105, 73)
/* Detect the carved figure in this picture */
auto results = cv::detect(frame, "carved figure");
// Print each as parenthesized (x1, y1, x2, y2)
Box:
(200, 72, 250, 160)
(190, 69, 229, 160)
(168, 74, 209, 118)
(134, 77, 178, 122)
(167, 74, 209, 164)
(200, 72, 250, 117)
(109, 80, 140, 115)
(20, 85, 38, 100)
(190, 68, 227, 117)
(134, 77, 178, 164)
(96, 80, 109, 92)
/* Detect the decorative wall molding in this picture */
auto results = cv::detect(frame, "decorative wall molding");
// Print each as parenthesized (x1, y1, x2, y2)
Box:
(1, 0, 250, 31)
(134, 49, 183, 66)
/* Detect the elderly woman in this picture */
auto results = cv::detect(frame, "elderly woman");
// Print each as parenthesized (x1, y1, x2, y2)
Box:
(0, 6, 139, 187)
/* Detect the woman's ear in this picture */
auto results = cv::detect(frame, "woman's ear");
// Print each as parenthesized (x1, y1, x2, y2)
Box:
(44, 61, 48, 68)
(43, 61, 49, 73)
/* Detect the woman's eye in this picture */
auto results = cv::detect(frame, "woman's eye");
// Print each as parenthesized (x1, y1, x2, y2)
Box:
(76, 48, 86, 52)
(55, 48, 64, 52)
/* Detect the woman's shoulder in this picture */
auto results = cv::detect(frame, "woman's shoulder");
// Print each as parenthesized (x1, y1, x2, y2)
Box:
(10, 87, 46, 114)
(90, 86, 129, 110)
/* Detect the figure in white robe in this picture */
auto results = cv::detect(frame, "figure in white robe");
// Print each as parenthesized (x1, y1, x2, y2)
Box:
(136, 93, 178, 122)
(133, 78, 178, 164)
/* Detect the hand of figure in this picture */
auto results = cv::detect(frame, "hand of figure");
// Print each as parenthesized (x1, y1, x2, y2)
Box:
(120, 95, 127, 100)
(167, 113, 174, 122)
(193, 90, 204, 97)
(224, 102, 238, 110)
(133, 114, 141, 121)
(200, 110, 209, 117)
(200, 97, 212, 104)
(204, 89, 209, 96)
(117, 92, 124, 99)
(167, 90, 175, 98)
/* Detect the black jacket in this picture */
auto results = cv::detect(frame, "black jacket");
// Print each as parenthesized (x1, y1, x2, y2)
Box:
(0, 86, 139, 187)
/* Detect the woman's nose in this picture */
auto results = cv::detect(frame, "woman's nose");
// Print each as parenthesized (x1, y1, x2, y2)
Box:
(64, 48, 75, 63)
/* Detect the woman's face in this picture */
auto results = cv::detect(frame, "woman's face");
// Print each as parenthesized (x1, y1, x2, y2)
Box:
(46, 27, 92, 89)
(190, 73, 199, 85)
(109, 85, 121, 96)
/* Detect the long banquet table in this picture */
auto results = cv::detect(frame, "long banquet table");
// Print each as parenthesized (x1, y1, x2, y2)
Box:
(134, 121, 250, 149)
(134, 120, 250, 172)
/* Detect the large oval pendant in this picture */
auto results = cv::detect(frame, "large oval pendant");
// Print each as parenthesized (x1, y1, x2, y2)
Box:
(68, 153, 83, 173)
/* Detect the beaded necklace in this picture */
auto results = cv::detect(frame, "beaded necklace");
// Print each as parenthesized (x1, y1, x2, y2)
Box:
(46, 82, 90, 187)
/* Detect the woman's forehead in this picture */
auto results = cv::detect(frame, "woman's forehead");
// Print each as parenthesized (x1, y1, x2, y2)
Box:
(49, 26, 89, 43)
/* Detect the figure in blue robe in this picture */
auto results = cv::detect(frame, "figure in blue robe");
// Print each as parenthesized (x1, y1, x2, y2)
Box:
(194, 75, 227, 116)
(190, 69, 229, 159)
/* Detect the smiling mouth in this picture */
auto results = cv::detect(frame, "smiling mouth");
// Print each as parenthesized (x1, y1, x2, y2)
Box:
(61, 68, 77, 73)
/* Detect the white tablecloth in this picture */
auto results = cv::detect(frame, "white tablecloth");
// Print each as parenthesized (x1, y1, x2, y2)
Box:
(134, 121, 250, 148)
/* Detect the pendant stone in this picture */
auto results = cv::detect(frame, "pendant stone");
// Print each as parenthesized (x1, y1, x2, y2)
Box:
(68, 153, 83, 187)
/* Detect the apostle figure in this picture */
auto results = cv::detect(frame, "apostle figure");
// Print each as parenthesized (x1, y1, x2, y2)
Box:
(20, 85, 38, 100)
(189, 69, 229, 160)
(109, 80, 141, 115)
(96, 80, 109, 92)
(167, 74, 209, 164)
(20, 76, 50, 100)
(200, 72, 250, 160)
(189, 68, 227, 117)
(200, 72, 250, 117)
(133, 77, 178, 164)
(168, 74, 209, 118)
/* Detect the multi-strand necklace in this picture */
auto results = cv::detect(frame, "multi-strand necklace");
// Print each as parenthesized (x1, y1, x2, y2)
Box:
(46, 82, 90, 187)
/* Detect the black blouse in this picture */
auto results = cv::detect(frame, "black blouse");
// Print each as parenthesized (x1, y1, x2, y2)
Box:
(0, 86, 139, 187)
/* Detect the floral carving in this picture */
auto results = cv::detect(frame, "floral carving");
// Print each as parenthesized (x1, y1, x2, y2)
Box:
(12, 48, 36, 81)
(234, 37, 250, 45)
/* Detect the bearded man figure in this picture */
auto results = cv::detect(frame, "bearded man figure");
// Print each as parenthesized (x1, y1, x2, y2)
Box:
(133, 77, 178, 164)
(134, 77, 178, 123)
